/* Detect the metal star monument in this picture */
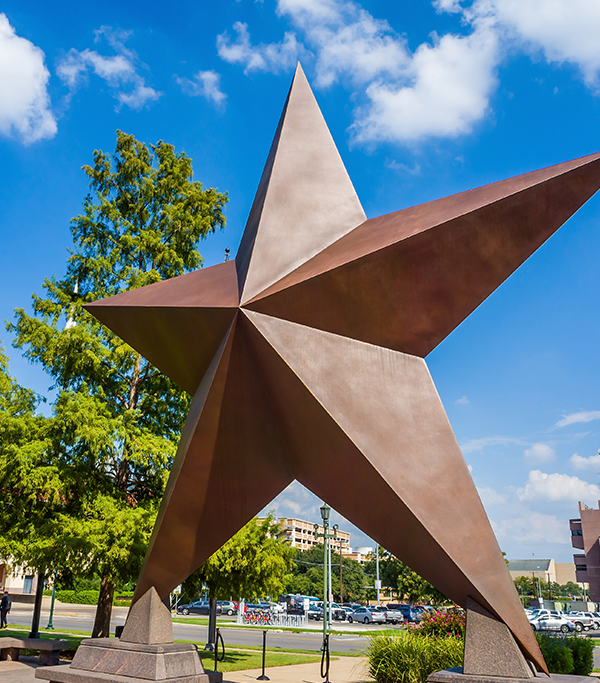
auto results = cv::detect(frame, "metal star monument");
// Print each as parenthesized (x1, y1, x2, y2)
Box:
(87, 65, 600, 674)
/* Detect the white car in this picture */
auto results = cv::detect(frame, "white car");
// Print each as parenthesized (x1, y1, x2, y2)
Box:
(347, 606, 386, 624)
(529, 614, 575, 633)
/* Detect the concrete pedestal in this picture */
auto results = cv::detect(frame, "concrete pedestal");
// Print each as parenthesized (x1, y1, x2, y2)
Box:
(34, 587, 221, 683)
(428, 666, 596, 683)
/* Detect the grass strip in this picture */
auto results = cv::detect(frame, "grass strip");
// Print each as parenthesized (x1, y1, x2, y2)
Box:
(0, 626, 365, 659)
(197, 648, 322, 672)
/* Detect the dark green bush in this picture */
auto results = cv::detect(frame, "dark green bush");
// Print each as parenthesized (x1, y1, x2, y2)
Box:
(43, 589, 131, 606)
(536, 634, 574, 674)
(368, 632, 463, 683)
(566, 637, 594, 676)
(535, 634, 593, 676)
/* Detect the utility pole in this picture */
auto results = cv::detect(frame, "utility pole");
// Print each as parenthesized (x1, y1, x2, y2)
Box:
(376, 545, 380, 605)
(339, 549, 343, 604)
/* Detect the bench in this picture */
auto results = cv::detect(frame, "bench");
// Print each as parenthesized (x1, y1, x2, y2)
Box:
(0, 637, 71, 666)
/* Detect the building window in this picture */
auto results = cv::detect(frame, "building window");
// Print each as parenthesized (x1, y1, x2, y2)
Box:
(571, 530, 583, 536)
(576, 564, 587, 572)
(23, 575, 34, 594)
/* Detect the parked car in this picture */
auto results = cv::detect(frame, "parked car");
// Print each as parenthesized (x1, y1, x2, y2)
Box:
(217, 600, 237, 616)
(381, 605, 404, 624)
(529, 614, 575, 633)
(581, 612, 600, 629)
(317, 602, 347, 621)
(177, 601, 222, 616)
(307, 604, 324, 620)
(347, 606, 386, 624)
(567, 611, 596, 631)
(388, 603, 421, 623)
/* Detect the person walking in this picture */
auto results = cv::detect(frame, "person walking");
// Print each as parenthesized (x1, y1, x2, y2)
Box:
(0, 590, 11, 629)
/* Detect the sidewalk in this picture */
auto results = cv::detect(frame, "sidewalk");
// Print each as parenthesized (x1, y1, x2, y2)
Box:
(0, 656, 370, 683)
(222, 656, 369, 683)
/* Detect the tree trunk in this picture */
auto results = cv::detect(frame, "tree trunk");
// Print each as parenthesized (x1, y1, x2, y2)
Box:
(92, 573, 115, 638)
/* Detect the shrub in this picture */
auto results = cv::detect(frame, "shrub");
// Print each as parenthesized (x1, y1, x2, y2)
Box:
(43, 589, 132, 606)
(535, 634, 593, 676)
(535, 634, 574, 675)
(368, 632, 463, 683)
(565, 637, 593, 676)
(411, 611, 465, 638)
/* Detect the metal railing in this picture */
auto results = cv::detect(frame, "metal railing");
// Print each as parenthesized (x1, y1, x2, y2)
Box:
(237, 610, 308, 628)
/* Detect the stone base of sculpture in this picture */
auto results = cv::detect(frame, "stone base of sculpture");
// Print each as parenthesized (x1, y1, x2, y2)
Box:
(427, 599, 595, 683)
(35, 588, 221, 683)
(428, 668, 595, 683)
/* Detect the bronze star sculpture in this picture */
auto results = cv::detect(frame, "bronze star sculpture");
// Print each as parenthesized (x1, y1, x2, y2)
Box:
(86, 65, 600, 674)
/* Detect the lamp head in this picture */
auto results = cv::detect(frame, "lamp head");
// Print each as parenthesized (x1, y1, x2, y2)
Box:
(320, 503, 331, 523)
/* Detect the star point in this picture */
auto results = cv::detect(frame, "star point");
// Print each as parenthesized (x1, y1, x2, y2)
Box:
(86, 68, 600, 675)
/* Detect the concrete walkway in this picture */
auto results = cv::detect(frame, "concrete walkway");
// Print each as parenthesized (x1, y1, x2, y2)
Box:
(222, 656, 369, 683)
(0, 656, 370, 683)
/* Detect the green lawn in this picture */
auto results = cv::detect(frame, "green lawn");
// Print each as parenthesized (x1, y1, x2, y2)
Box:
(198, 648, 322, 672)
(0, 628, 321, 672)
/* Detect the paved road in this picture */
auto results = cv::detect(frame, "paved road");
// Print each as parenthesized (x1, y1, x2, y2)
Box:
(8, 602, 372, 654)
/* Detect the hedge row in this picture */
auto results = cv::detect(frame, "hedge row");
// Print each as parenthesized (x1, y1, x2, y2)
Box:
(43, 589, 133, 606)
(536, 633, 594, 676)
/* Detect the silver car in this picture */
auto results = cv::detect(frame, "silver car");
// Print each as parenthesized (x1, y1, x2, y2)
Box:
(529, 614, 575, 633)
(347, 606, 386, 624)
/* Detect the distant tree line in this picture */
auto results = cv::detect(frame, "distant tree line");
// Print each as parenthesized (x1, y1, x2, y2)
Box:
(513, 575, 585, 606)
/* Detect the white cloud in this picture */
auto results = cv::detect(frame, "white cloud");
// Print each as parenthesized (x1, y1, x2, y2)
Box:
(217, 22, 300, 74)
(0, 14, 56, 143)
(516, 469, 600, 502)
(454, 395, 470, 405)
(280, 2, 410, 88)
(460, 435, 525, 454)
(57, 26, 160, 110)
(176, 70, 227, 107)
(570, 451, 600, 471)
(494, 511, 569, 545)
(351, 19, 499, 144)
(218, 0, 498, 144)
(487, 0, 600, 89)
(523, 443, 556, 464)
(478, 486, 505, 505)
(555, 410, 600, 428)
(219, 0, 600, 146)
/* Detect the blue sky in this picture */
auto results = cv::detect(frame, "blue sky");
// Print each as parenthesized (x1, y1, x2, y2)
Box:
(2, 0, 600, 564)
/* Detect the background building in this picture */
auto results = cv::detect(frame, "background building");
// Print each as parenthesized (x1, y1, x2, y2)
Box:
(507, 558, 581, 586)
(570, 501, 600, 601)
(267, 516, 351, 554)
(0, 561, 39, 596)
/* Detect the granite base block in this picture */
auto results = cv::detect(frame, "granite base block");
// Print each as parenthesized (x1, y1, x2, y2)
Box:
(35, 666, 222, 683)
(428, 666, 596, 683)
(34, 638, 222, 683)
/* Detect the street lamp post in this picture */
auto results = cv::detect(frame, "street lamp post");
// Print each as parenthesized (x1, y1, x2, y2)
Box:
(46, 572, 57, 630)
(314, 504, 338, 658)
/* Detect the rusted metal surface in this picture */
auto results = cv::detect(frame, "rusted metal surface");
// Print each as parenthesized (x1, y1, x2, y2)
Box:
(86, 64, 600, 674)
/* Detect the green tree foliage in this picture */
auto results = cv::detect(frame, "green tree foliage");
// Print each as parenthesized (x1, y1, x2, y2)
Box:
(0, 346, 62, 572)
(513, 576, 583, 606)
(182, 517, 294, 601)
(365, 549, 446, 605)
(4, 131, 227, 637)
(286, 544, 368, 602)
